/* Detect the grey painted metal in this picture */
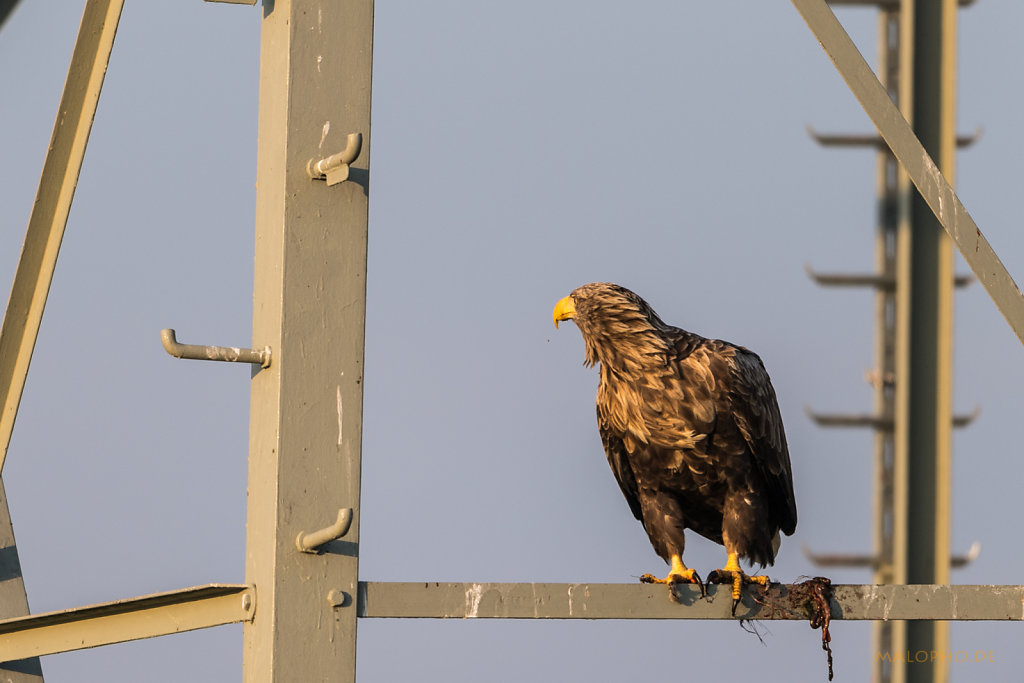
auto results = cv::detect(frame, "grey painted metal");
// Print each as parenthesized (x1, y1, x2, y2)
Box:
(874, 11, 905, 681)
(799, 4, 975, 679)
(296, 508, 354, 553)
(0, 0, 124, 472)
(791, 0, 1024, 347)
(243, 1, 372, 682)
(0, 584, 253, 662)
(160, 328, 270, 367)
(806, 410, 893, 429)
(806, 125, 980, 148)
(899, 3, 958, 681)
(0, 478, 41, 681)
(0, 4, 122, 680)
(804, 409, 973, 430)
(804, 268, 970, 289)
(808, 269, 896, 289)
(804, 540, 980, 569)
(357, 582, 1024, 621)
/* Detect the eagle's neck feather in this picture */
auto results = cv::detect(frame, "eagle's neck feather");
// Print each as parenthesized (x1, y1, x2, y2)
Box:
(585, 326, 671, 380)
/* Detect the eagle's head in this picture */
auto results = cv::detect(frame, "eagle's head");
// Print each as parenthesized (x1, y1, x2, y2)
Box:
(552, 282, 671, 371)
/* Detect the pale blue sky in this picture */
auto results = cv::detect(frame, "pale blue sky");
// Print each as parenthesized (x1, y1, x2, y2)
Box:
(2, 1, 1024, 681)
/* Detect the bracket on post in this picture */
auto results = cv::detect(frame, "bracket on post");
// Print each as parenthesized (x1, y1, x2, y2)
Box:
(805, 124, 982, 148)
(804, 405, 979, 430)
(804, 264, 973, 290)
(307, 133, 362, 186)
(296, 508, 353, 553)
(160, 329, 271, 368)
(803, 541, 981, 569)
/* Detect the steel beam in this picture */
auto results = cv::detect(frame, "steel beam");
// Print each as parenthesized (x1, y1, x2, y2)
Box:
(805, 541, 980, 570)
(804, 410, 974, 430)
(0, 0, 124, 471)
(0, 4, 122, 679)
(356, 582, 1024, 621)
(806, 126, 980, 148)
(0, 584, 253, 663)
(0, 478, 41, 681)
(898, 3, 958, 681)
(793, 2, 969, 680)
(804, 266, 971, 290)
(243, 1, 373, 682)
(791, 0, 1024, 347)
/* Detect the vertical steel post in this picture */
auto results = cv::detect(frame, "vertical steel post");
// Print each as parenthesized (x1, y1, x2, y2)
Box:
(896, 1, 956, 681)
(243, 1, 372, 681)
(872, 11, 901, 682)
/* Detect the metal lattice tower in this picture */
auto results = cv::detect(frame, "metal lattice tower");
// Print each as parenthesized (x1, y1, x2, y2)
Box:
(1, 1, 1024, 682)
(806, 1, 990, 682)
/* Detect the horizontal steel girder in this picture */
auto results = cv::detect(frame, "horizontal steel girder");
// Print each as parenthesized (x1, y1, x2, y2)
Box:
(0, 584, 253, 662)
(356, 582, 1024, 621)
(5, 581, 1020, 661)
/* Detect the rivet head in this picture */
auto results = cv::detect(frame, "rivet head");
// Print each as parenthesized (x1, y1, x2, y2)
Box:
(242, 593, 253, 611)
(327, 590, 350, 608)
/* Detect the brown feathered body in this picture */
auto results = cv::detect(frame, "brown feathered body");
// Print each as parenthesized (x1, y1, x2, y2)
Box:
(566, 283, 796, 569)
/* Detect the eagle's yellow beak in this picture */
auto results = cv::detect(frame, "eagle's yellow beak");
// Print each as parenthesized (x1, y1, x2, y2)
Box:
(553, 295, 576, 329)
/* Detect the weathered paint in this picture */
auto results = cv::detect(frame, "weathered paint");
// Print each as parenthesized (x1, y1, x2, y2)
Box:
(358, 582, 1024, 622)
(243, 2, 372, 682)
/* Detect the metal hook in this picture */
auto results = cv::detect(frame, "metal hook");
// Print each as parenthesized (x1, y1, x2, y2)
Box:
(307, 132, 362, 186)
(160, 329, 271, 368)
(296, 508, 353, 553)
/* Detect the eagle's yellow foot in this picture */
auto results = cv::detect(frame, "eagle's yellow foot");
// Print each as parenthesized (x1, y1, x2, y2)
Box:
(707, 553, 770, 616)
(639, 555, 705, 598)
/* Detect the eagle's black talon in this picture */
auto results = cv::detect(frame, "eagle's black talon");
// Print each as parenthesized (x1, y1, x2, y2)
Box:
(694, 572, 706, 599)
(706, 570, 742, 614)
(668, 570, 705, 599)
(691, 572, 707, 599)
